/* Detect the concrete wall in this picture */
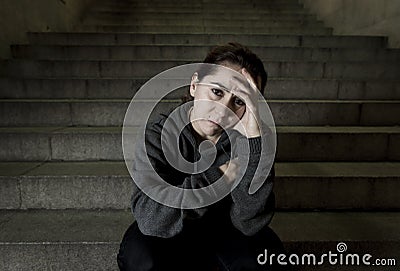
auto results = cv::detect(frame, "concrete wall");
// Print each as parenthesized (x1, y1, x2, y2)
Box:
(0, 0, 94, 59)
(300, 0, 400, 48)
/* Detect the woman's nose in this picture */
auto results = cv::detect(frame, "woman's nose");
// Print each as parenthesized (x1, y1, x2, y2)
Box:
(214, 99, 235, 117)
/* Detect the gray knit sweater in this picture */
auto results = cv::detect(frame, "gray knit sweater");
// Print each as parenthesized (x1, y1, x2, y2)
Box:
(131, 102, 275, 238)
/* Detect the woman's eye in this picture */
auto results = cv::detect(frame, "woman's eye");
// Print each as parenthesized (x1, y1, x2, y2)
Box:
(234, 97, 245, 106)
(211, 88, 223, 97)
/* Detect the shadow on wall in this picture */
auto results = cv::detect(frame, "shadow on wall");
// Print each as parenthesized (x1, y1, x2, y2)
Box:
(0, 0, 95, 59)
(300, 0, 400, 48)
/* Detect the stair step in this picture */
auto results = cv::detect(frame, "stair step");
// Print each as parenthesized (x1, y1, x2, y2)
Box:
(87, 11, 317, 21)
(124, 0, 300, 3)
(0, 210, 399, 270)
(112, 0, 299, 4)
(92, 9, 310, 16)
(95, 6, 306, 13)
(83, 18, 324, 29)
(76, 25, 332, 35)
(81, 19, 324, 28)
(0, 126, 398, 162)
(0, 99, 399, 126)
(98, 2, 304, 8)
(94, 5, 306, 12)
(92, 7, 309, 14)
(93, 6, 307, 13)
(27, 32, 388, 48)
(116, 0, 300, 2)
(99, 1, 304, 6)
(1, 59, 399, 79)
(1, 162, 400, 209)
(0, 209, 130, 271)
(109, 0, 300, 3)
(11, 45, 400, 62)
(1, 78, 399, 100)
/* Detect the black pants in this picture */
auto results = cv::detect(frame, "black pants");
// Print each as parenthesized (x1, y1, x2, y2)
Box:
(117, 221, 286, 271)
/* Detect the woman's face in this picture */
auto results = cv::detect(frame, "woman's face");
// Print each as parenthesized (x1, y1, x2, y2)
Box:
(189, 64, 251, 142)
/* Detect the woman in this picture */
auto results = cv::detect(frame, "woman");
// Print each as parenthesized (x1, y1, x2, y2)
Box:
(118, 42, 285, 271)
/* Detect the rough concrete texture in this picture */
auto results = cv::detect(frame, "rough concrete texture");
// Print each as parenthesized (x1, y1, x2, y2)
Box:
(0, 210, 399, 270)
(1, 99, 399, 126)
(0, 0, 399, 269)
(300, 0, 400, 48)
(2, 78, 399, 100)
(0, 0, 95, 58)
(1, 127, 399, 161)
(10, 44, 400, 62)
(1, 162, 400, 210)
(1, 59, 399, 79)
(27, 33, 387, 48)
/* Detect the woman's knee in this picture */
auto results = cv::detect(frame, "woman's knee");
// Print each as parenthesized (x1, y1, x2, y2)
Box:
(117, 223, 159, 271)
(257, 226, 286, 254)
(215, 226, 286, 271)
(117, 222, 198, 271)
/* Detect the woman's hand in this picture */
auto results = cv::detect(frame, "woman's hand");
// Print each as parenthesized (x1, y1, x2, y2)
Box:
(230, 68, 261, 138)
(219, 158, 240, 184)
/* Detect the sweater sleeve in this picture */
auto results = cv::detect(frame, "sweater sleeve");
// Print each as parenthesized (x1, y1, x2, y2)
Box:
(229, 133, 276, 236)
(131, 125, 225, 238)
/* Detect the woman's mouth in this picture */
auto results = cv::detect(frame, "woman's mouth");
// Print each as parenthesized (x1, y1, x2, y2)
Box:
(208, 120, 220, 127)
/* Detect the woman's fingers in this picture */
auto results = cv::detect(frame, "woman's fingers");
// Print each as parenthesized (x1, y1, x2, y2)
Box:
(241, 68, 259, 92)
(222, 158, 241, 184)
(227, 69, 262, 137)
(229, 78, 256, 109)
(233, 117, 247, 135)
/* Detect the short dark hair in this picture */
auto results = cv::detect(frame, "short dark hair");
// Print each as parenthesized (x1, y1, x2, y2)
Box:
(182, 42, 268, 103)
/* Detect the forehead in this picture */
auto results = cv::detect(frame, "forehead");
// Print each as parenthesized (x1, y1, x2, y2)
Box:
(200, 66, 243, 90)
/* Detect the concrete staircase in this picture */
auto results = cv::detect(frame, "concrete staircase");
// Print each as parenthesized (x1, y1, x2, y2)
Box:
(1, 0, 400, 270)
